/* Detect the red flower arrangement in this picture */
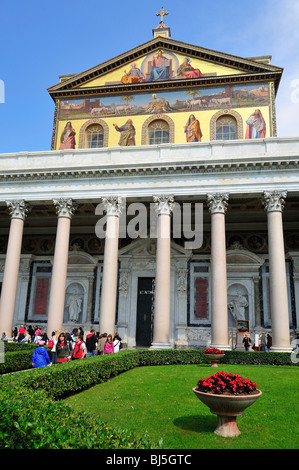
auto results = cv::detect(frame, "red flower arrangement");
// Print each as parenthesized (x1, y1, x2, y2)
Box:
(203, 348, 225, 354)
(196, 371, 258, 396)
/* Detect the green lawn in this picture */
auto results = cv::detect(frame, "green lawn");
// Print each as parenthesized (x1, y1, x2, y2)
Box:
(64, 363, 299, 449)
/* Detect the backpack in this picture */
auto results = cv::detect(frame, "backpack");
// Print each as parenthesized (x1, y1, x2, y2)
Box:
(48, 339, 54, 349)
(72, 341, 84, 359)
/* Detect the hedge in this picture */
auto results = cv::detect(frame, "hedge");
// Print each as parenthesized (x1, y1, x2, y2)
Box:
(3, 342, 37, 353)
(0, 386, 157, 449)
(0, 348, 297, 449)
(0, 343, 38, 374)
(1, 346, 297, 376)
(0, 352, 161, 449)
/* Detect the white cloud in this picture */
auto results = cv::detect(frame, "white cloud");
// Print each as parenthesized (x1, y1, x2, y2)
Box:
(257, 0, 299, 137)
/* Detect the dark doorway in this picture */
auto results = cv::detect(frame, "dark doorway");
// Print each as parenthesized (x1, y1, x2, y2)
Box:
(136, 277, 155, 347)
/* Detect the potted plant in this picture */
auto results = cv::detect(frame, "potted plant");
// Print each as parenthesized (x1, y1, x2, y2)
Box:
(203, 347, 225, 367)
(192, 371, 262, 437)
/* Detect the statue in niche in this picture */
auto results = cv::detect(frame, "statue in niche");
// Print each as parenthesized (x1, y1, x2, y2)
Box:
(66, 288, 82, 322)
(228, 290, 248, 321)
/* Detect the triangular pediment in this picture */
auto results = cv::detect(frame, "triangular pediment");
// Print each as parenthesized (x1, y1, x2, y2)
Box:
(68, 250, 97, 265)
(226, 246, 265, 266)
(118, 238, 191, 258)
(48, 37, 283, 99)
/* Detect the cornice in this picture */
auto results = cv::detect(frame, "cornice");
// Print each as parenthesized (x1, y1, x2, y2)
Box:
(0, 154, 298, 182)
(49, 71, 282, 101)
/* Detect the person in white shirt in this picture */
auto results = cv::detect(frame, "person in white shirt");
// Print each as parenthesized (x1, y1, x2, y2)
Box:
(113, 333, 122, 353)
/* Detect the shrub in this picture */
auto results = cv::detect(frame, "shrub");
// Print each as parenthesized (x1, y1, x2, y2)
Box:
(0, 351, 34, 374)
(0, 348, 297, 448)
(3, 342, 37, 352)
(0, 384, 157, 449)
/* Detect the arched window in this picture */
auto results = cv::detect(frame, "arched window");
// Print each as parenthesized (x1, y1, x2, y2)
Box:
(216, 116, 237, 141)
(85, 124, 104, 148)
(147, 119, 170, 145)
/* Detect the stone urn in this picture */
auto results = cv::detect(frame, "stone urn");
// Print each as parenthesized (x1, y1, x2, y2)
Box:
(203, 353, 225, 367)
(192, 388, 262, 437)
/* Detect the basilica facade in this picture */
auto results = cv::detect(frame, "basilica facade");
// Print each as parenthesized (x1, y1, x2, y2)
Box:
(0, 15, 298, 352)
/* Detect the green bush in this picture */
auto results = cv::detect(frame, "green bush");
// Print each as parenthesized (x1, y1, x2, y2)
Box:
(0, 351, 35, 374)
(1, 347, 296, 376)
(221, 350, 296, 366)
(0, 384, 157, 449)
(3, 342, 37, 352)
(0, 353, 160, 449)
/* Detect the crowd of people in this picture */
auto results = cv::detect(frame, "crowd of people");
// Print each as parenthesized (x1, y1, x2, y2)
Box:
(0, 324, 123, 369)
(242, 332, 272, 352)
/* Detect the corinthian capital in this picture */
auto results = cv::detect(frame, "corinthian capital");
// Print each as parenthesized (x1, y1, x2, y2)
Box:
(101, 196, 123, 217)
(6, 200, 31, 220)
(262, 191, 287, 213)
(207, 193, 229, 215)
(153, 195, 175, 216)
(53, 198, 78, 218)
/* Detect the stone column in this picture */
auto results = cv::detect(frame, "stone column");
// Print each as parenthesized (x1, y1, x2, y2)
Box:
(207, 193, 231, 350)
(99, 197, 122, 336)
(47, 199, 78, 337)
(0, 200, 31, 337)
(151, 195, 174, 349)
(262, 191, 292, 352)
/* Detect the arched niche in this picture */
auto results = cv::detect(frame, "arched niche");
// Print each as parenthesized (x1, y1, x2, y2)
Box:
(78, 118, 109, 148)
(63, 250, 98, 325)
(141, 114, 175, 145)
(210, 109, 244, 140)
(226, 247, 265, 328)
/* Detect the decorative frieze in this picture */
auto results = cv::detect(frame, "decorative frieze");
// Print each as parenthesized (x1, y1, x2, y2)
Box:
(118, 269, 130, 297)
(177, 268, 187, 295)
(186, 327, 211, 346)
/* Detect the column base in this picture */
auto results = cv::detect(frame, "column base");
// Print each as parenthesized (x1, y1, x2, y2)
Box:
(210, 344, 231, 351)
(270, 346, 293, 353)
(150, 342, 172, 350)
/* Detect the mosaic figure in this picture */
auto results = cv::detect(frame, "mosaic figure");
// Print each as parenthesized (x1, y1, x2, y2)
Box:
(184, 114, 203, 142)
(245, 109, 266, 139)
(121, 63, 145, 84)
(113, 119, 136, 146)
(177, 58, 202, 79)
(59, 121, 76, 149)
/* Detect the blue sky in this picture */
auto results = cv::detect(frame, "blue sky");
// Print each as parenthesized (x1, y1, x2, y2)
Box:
(0, 0, 298, 153)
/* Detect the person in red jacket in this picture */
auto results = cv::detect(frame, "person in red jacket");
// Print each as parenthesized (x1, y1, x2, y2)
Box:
(72, 335, 87, 360)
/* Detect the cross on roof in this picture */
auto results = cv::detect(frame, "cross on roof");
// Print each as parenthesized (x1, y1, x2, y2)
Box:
(156, 7, 168, 23)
